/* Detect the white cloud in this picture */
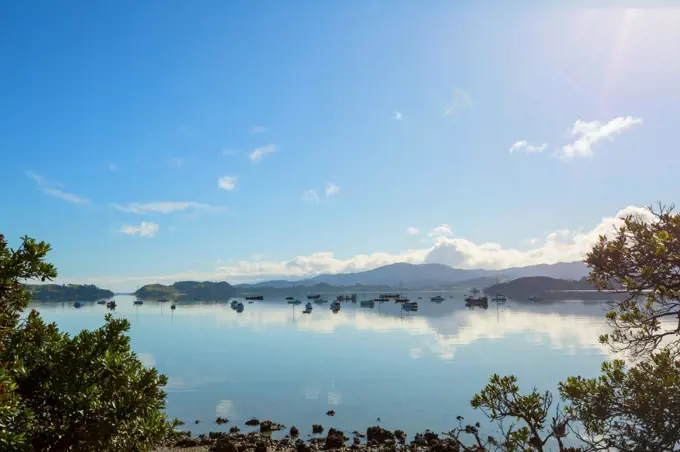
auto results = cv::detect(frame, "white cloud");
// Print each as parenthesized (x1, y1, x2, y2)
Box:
(111, 201, 219, 214)
(302, 189, 320, 204)
(444, 88, 473, 116)
(249, 144, 277, 163)
(119, 221, 159, 238)
(428, 224, 453, 238)
(325, 183, 340, 196)
(406, 227, 420, 236)
(218, 176, 236, 191)
(250, 125, 268, 134)
(43, 188, 90, 204)
(392, 111, 403, 121)
(108, 163, 120, 171)
(560, 116, 642, 159)
(26, 171, 90, 205)
(509, 140, 547, 154)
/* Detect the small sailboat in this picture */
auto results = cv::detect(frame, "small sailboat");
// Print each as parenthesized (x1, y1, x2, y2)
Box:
(314, 298, 328, 304)
(245, 295, 263, 300)
(307, 294, 321, 299)
(430, 295, 445, 302)
(285, 296, 295, 301)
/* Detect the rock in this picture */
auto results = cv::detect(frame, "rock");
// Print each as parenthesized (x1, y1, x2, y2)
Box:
(296, 440, 312, 452)
(211, 437, 238, 452)
(366, 426, 395, 443)
(230, 426, 241, 434)
(217, 417, 230, 425)
(325, 428, 348, 449)
(175, 437, 201, 447)
(260, 420, 286, 432)
(354, 432, 366, 439)
(290, 426, 300, 437)
(326, 410, 335, 416)
(209, 431, 229, 440)
(246, 418, 261, 426)
(394, 430, 407, 444)
(312, 424, 324, 434)
(255, 442, 268, 452)
(353, 437, 361, 446)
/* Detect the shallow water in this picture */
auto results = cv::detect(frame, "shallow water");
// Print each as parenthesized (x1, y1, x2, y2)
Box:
(30, 294, 612, 440)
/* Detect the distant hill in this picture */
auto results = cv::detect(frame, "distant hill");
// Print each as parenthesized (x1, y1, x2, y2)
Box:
(27, 284, 114, 301)
(484, 276, 616, 301)
(136, 281, 236, 300)
(238, 261, 590, 290)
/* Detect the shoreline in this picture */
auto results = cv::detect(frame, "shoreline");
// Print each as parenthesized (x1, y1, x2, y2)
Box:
(156, 424, 455, 451)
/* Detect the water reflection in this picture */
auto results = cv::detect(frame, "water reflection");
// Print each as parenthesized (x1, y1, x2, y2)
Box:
(29, 294, 612, 437)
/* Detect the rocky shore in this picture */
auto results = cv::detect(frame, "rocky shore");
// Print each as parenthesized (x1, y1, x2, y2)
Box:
(155, 425, 459, 452)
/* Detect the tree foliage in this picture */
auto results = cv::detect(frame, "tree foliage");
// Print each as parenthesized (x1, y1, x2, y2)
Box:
(0, 234, 178, 451)
(586, 203, 680, 359)
(560, 350, 680, 451)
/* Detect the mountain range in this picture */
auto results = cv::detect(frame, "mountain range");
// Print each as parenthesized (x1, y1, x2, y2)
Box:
(235, 261, 590, 290)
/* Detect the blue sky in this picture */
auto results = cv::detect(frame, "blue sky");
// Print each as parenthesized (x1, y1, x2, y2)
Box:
(2, 1, 679, 290)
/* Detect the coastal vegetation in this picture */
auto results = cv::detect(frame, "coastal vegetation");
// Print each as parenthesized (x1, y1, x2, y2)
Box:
(25, 283, 113, 301)
(0, 234, 179, 451)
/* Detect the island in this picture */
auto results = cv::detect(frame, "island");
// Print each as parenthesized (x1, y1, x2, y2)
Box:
(26, 284, 114, 301)
(484, 276, 621, 301)
(136, 281, 236, 300)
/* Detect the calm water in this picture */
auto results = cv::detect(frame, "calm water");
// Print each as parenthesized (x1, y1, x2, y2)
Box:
(30, 294, 612, 439)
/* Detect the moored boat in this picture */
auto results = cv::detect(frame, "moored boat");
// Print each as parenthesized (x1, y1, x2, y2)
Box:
(465, 296, 488, 305)
(528, 295, 543, 302)
(430, 295, 445, 302)
(97, 300, 106, 305)
(245, 295, 263, 300)
(307, 294, 321, 299)
(360, 299, 375, 308)
(285, 296, 294, 301)
(73, 301, 84, 308)
(158, 298, 169, 302)
(171, 303, 176, 310)
(330, 300, 341, 310)
(314, 298, 328, 304)
(491, 294, 507, 302)
(395, 296, 410, 303)
(134, 299, 143, 305)
(288, 299, 302, 305)
(106, 300, 116, 309)
(403, 301, 418, 311)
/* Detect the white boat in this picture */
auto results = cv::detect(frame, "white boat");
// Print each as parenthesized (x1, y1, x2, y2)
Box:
(330, 300, 341, 310)
(288, 299, 302, 305)
(430, 295, 445, 302)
